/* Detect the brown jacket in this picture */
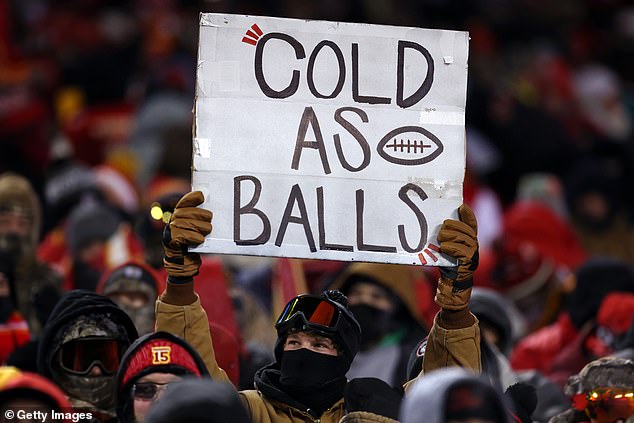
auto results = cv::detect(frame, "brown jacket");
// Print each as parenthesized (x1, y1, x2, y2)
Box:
(155, 282, 481, 423)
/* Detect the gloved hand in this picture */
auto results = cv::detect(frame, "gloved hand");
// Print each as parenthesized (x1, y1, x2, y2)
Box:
(435, 204, 479, 310)
(162, 191, 213, 281)
(344, 378, 403, 420)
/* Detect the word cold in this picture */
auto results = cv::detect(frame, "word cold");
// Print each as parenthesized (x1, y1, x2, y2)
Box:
(254, 33, 434, 108)
(233, 176, 429, 254)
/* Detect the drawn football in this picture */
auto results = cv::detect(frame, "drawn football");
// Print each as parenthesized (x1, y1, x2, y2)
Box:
(377, 126, 444, 166)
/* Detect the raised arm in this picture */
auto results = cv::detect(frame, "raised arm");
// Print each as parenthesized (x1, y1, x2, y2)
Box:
(421, 204, 482, 375)
(155, 191, 229, 382)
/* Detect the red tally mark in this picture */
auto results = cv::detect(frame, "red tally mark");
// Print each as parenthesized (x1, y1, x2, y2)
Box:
(242, 23, 263, 46)
(417, 243, 441, 265)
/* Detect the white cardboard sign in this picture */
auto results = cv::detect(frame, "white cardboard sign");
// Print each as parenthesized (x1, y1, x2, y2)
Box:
(191, 13, 469, 266)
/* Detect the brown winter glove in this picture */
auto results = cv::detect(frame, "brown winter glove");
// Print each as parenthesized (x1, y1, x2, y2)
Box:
(435, 204, 479, 310)
(162, 191, 213, 281)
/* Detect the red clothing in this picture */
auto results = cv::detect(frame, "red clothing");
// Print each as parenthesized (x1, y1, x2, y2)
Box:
(0, 311, 30, 364)
(510, 313, 578, 374)
(38, 224, 145, 291)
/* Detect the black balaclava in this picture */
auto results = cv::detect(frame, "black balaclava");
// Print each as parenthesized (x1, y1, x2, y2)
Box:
(279, 348, 348, 415)
(280, 348, 348, 388)
(51, 314, 130, 412)
(0, 252, 17, 323)
(0, 233, 26, 265)
(349, 303, 393, 348)
(339, 276, 402, 349)
(38, 290, 138, 419)
(274, 290, 361, 415)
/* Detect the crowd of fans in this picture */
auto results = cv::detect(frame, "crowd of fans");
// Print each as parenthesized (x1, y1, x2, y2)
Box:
(0, 0, 633, 422)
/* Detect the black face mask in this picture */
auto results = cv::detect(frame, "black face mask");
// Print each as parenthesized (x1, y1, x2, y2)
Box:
(73, 260, 102, 291)
(349, 304, 393, 348)
(280, 348, 347, 388)
(0, 296, 14, 322)
(279, 349, 348, 416)
(0, 233, 25, 263)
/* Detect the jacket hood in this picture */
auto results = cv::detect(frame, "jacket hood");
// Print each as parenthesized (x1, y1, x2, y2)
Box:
(470, 288, 514, 354)
(400, 367, 510, 423)
(116, 331, 210, 423)
(37, 289, 138, 380)
(145, 377, 251, 423)
(330, 262, 426, 328)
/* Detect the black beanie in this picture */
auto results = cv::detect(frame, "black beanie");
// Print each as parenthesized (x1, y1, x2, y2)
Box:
(505, 382, 538, 423)
(274, 290, 361, 369)
(565, 257, 634, 328)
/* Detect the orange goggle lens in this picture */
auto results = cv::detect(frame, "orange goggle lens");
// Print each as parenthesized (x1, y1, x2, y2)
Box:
(276, 295, 339, 330)
(572, 389, 634, 423)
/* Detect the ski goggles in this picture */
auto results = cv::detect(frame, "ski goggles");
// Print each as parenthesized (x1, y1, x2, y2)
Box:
(60, 338, 125, 376)
(572, 388, 634, 423)
(275, 295, 341, 332)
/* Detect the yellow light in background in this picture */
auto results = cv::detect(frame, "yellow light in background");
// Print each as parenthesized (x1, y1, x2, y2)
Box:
(150, 203, 163, 220)
(625, 393, 634, 398)
(591, 392, 599, 399)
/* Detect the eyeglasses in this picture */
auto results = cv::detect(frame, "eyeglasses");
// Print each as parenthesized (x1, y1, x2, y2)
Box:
(60, 338, 125, 376)
(275, 295, 341, 332)
(572, 388, 634, 423)
(132, 382, 171, 402)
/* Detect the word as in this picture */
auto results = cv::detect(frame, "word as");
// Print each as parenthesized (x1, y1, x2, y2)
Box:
(291, 106, 444, 173)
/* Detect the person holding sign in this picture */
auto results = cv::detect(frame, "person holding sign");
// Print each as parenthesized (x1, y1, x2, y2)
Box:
(154, 191, 481, 423)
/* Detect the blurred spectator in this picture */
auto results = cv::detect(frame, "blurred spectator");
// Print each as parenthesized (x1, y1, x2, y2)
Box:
(595, 292, 634, 357)
(330, 263, 429, 386)
(564, 158, 634, 263)
(510, 258, 634, 386)
(115, 331, 210, 423)
(400, 367, 511, 423)
(229, 286, 277, 390)
(464, 127, 504, 252)
(515, 370, 570, 423)
(39, 197, 144, 291)
(0, 253, 30, 364)
(0, 367, 73, 423)
(42, 158, 100, 233)
(407, 288, 520, 391)
(478, 201, 587, 335)
(97, 261, 161, 336)
(516, 173, 568, 219)
(469, 288, 518, 390)
(144, 377, 252, 423)
(550, 357, 634, 423)
(0, 173, 62, 335)
(94, 164, 140, 224)
(573, 64, 632, 143)
(37, 290, 138, 421)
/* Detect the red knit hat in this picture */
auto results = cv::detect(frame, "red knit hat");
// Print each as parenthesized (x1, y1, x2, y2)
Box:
(121, 338, 202, 387)
(597, 292, 634, 336)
